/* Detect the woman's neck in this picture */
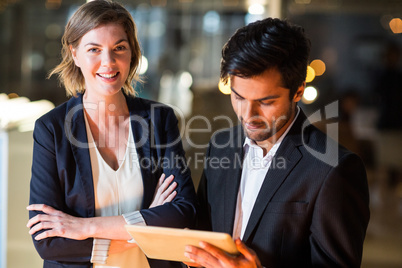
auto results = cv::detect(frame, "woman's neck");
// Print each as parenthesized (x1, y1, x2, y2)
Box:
(83, 90, 129, 119)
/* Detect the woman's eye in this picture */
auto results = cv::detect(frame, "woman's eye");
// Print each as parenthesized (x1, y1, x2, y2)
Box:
(115, 46, 126, 51)
(88, 48, 99, 53)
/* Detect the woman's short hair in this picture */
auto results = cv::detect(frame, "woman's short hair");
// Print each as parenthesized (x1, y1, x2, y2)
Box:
(220, 18, 311, 99)
(49, 0, 141, 97)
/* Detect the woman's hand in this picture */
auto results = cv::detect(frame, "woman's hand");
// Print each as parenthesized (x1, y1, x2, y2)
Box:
(149, 173, 177, 208)
(27, 204, 90, 241)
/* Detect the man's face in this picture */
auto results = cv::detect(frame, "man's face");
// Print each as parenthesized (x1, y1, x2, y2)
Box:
(230, 68, 304, 147)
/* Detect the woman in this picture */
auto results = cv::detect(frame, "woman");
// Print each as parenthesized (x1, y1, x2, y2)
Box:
(26, 1, 197, 267)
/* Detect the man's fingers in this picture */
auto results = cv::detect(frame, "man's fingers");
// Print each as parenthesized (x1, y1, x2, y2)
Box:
(199, 241, 226, 260)
(184, 245, 220, 268)
(235, 239, 254, 259)
(235, 239, 262, 267)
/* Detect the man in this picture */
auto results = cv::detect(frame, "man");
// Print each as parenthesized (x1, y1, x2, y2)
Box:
(184, 18, 370, 267)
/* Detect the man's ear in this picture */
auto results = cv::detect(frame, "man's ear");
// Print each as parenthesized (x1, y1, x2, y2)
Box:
(293, 82, 305, 103)
(70, 45, 80, 67)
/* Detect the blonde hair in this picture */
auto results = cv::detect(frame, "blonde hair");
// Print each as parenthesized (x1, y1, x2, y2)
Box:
(49, 0, 142, 97)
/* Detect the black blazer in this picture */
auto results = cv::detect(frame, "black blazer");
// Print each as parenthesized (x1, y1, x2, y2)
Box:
(29, 93, 196, 268)
(197, 110, 370, 267)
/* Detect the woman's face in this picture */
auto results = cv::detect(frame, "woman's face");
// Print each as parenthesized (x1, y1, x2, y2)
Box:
(71, 23, 132, 98)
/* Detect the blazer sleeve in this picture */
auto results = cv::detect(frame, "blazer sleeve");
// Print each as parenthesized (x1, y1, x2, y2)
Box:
(29, 118, 93, 262)
(195, 142, 212, 231)
(139, 106, 197, 228)
(310, 152, 370, 267)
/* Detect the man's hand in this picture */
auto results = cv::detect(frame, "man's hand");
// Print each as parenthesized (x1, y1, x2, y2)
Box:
(184, 238, 262, 268)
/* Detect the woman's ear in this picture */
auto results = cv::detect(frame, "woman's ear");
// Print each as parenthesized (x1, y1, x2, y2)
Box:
(70, 45, 80, 67)
(293, 82, 305, 103)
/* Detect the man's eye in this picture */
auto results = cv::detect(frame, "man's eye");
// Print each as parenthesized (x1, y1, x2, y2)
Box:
(261, 101, 273, 106)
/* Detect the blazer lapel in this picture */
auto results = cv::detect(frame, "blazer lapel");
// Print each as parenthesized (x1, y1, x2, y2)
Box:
(242, 111, 307, 243)
(125, 96, 155, 209)
(223, 125, 245, 234)
(65, 94, 95, 217)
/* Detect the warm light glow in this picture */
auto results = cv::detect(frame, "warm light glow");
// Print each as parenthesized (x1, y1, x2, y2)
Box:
(139, 56, 148, 75)
(219, 79, 231, 95)
(0, 96, 55, 131)
(248, 3, 265, 15)
(310, 59, 326, 76)
(302, 86, 318, 104)
(305, 66, 315, 83)
(389, 18, 402, 34)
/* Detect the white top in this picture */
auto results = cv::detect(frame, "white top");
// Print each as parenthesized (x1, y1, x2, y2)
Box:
(233, 107, 300, 239)
(84, 114, 150, 268)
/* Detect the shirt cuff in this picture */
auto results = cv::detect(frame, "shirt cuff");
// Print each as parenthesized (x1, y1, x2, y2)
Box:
(90, 238, 111, 264)
(123, 211, 146, 243)
(123, 210, 146, 226)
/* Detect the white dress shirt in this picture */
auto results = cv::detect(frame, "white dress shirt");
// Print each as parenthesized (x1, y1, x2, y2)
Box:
(233, 107, 300, 239)
(84, 114, 149, 268)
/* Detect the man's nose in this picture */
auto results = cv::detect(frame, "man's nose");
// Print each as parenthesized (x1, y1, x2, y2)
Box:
(242, 101, 260, 121)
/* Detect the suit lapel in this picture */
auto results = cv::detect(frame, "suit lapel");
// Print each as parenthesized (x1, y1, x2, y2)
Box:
(223, 125, 245, 234)
(65, 94, 95, 217)
(125, 96, 155, 209)
(242, 111, 307, 242)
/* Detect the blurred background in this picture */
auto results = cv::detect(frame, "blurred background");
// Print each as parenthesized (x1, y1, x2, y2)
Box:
(0, 0, 401, 267)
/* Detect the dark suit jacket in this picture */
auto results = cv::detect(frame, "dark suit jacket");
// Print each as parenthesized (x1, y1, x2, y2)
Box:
(197, 110, 370, 267)
(29, 93, 196, 268)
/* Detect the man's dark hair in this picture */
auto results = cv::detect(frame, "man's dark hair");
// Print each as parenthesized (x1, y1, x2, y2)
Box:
(220, 18, 311, 98)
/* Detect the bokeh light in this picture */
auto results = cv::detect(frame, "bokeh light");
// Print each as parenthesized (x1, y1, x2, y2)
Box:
(203, 11, 220, 34)
(389, 18, 402, 34)
(310, 59, 326, 76)
(305, 65, 316, 83)
(248, 3, 265, 15)
(179, 71, 193, 88)
(218, 79, 231, 95)
(302, 86, 318, 104)
(139, 56, 148, 75)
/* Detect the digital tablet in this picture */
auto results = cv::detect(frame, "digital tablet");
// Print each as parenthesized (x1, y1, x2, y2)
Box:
(125, 225, 239, 263)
